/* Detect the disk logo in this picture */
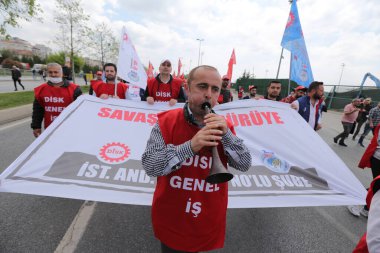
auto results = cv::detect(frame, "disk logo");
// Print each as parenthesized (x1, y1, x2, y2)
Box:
(261, 150, 290, 174)
(98, 142, 130, 164)
(127, 71, 139, 82)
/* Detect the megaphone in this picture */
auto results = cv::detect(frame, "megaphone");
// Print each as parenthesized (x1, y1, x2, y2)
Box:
(201, 102, 233, 184)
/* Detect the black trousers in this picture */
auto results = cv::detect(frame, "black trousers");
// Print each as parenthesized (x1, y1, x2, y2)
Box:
(13, 78, 24, 90)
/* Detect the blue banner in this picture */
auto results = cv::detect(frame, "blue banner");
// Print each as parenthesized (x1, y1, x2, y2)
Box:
(281, 1, 314, 87)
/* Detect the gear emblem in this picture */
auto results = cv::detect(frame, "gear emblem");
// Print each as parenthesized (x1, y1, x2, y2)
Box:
(98, 142, 130, 164)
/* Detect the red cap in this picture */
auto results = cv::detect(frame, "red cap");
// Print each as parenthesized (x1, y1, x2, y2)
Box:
(222, 75, 230, 80)
(96, 71, 102, 75)
(249, 85, 256, 90)
(294, 85, 307, 91)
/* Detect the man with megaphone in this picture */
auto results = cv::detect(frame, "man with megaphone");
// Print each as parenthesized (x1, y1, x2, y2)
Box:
(142, 65, 252, 253)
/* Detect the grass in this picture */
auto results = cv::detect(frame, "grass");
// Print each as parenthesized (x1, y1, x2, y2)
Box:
(0, 85, 90, 110)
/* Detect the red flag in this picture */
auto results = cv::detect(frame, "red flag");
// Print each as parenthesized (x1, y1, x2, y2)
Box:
(180, 73, 185, 80)
(173, 71, 177, 78)
(147, 61, 154, 79)
(177, 58, 182, 76)
(226, 49, 236, 81)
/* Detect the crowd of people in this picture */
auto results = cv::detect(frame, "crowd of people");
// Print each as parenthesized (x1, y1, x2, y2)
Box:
(28, 60, 378, 253)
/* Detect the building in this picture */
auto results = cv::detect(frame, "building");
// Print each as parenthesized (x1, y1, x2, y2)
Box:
(32, 44, 52, 59)
(0, 37, 52, 59)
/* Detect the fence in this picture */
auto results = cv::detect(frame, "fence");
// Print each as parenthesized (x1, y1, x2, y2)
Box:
(233, 78, 380, 110)
(324, 85, 379, 110)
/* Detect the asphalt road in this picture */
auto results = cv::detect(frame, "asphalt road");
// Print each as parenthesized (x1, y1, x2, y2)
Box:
(0, 77, 87, 93)
(0, 110, 374, 253)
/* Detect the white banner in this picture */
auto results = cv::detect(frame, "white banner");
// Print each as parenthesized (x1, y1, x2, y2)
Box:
(116, 26, 147, 89)
(0, 95, 366, 208)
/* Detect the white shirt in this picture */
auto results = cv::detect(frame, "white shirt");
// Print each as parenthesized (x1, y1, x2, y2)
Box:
(291, 99, 321, 129)
(367, 190, 380, 253)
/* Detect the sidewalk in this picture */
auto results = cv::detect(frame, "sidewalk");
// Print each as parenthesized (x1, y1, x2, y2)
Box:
(0, 104, 32, 125)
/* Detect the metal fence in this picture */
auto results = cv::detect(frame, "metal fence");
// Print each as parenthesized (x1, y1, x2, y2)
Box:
(324, 85, 379, 110)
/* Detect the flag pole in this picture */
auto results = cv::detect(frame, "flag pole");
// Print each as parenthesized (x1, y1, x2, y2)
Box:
(288, 53, 292, 95)
(276, 47, 284, 79)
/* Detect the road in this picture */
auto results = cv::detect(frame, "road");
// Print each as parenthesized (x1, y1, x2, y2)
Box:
(0, 76, 87, 93)
(0, 110, 374, 253)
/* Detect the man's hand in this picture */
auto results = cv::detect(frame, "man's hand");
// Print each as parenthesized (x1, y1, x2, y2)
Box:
(168, 99, 177, 106)
(316, 123, 322, 131)
(99, 94, 109, 99)
(290, 103, 297, 110)
(147, 96, 154, 105)
(190, 125, 223, 153)
(33, 129, 41, 138)
(203, 113, 228, 135)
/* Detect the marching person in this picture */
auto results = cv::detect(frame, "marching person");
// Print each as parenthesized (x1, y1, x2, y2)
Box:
(89, 70, 103, 95)
(142, 65, 252, 253)
(333, 98, 361, 146)
(352, 175, 380, 253)
(291, 81, 324, 130)
(142, 59, 186, 106)
(217, 75, 233, 104)
(264, 80, 282, 101)
(243, 85, 257, 99)
(91, 63, 128, 99)
(11, 65, 25, 91)
(281, 85, 307, 103)
(31, 63, 82, 137)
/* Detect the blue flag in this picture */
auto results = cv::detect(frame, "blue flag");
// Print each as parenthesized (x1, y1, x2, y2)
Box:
(281, 1, 314, 87)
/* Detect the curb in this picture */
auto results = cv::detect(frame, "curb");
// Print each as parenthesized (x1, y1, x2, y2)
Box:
(0, 104, 32, 125)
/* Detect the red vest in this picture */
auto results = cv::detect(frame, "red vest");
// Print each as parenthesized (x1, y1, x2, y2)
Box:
(90, 79, 102, 89)
(147, 77, 182, 102)
(34, 83, 78, 129)
(92, 81, 128, 99)
(353, 175, 380, 253)
(358, 125, 380, 169)
(152, 108, 235, 252)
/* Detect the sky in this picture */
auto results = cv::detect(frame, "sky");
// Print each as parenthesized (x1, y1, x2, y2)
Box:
(7, 0, 380, 87)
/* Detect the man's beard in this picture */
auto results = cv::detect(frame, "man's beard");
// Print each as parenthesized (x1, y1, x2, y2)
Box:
(106, 76, 116, 82)
(313, 93, 321, 100)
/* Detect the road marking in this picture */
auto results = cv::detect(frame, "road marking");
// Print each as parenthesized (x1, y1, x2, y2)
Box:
(54, 201, 97, 253)
(0, 118, 30, 131)
(315, 207, 360, 244)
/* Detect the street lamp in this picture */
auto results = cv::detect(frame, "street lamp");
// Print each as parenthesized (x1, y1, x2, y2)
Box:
(196, 38, 204, 66)
(338, 63, 345, 86)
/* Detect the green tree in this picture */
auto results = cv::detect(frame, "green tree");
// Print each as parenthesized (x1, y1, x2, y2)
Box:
(54, 0, 89, 81)
(0, 49, 16, 62)
(0, 0, 42, 37)
(46, 52, 84, 73)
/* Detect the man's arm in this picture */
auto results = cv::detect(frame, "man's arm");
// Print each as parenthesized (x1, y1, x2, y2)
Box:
(141, 86, 149, 101)
(31, 99, 44, 137)
(73, 86, 83, 100)
(142, 123, 195, 177)
(220, 129, 252, 172)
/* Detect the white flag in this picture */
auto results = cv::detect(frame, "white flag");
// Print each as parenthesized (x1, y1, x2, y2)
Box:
(116, 26, 147, 89)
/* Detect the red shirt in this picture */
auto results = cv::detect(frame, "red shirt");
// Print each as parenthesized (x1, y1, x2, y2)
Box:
(152, 108, 234, 252)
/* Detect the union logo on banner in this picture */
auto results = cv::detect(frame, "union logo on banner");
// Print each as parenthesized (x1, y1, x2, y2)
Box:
(98, 142, 131, 164)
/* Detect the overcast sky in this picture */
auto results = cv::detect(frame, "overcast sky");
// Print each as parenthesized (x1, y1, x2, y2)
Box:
(8, 0, 380, 86)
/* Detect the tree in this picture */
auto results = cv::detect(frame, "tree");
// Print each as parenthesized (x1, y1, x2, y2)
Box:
(54, 0, 89, 81)
(88, 22, 119, 66)
(0, 0, 42, 37)
(46, 52, 84, 73)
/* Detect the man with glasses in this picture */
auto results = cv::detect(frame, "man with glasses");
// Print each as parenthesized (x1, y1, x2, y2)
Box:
(142, 59, 186, 106)
(291, 81, 324, 131)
